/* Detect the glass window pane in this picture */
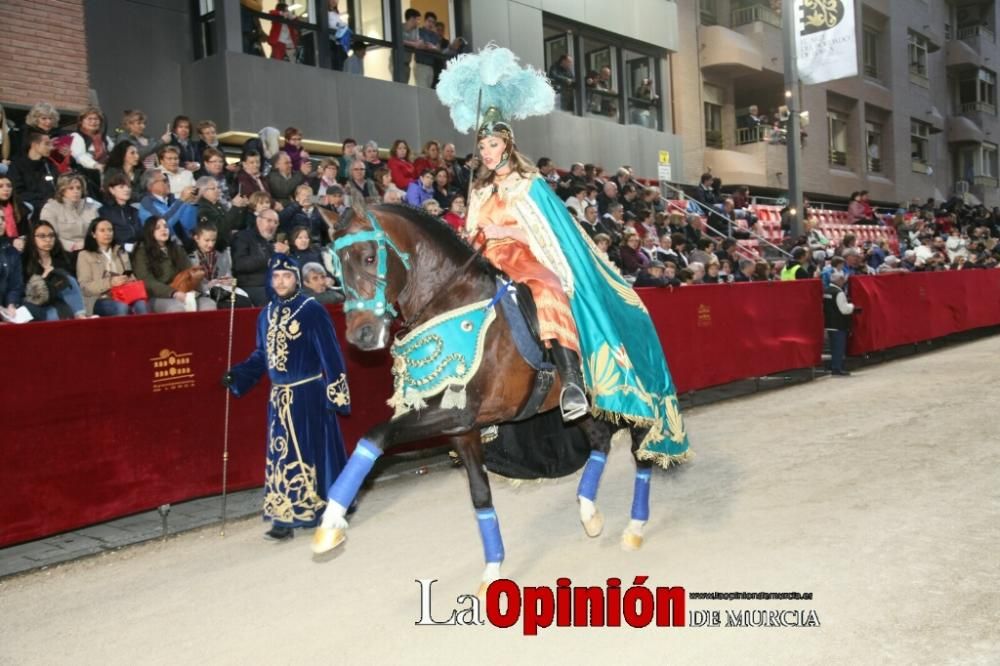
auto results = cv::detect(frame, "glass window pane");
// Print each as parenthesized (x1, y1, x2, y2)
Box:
(625, 51, 660, 131)
(582, 36, 619, 122)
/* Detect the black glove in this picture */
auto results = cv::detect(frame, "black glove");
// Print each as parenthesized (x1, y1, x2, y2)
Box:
(221, 372, 234, 388)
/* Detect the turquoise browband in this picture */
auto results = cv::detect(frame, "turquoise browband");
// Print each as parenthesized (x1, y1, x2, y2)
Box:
(330, 212, 412, 317)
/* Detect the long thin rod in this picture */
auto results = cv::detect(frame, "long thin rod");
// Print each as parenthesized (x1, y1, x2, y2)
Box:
(220, 280, 238, 536)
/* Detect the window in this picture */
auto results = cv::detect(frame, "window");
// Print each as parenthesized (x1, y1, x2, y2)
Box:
(544, 17, 667, 130)
(700, 0, 718, 26)
(908, 32, 929, 85)
(911, 119, 931, 172)
(828, 110, 848, 167)
(862, 28, 879, 79)
(625, 51, 661, 131)
(193, 0, 216, 59)
(704, 106, 723, 149)
(866, 121, 882, 173)
(981, 142, 998, 181)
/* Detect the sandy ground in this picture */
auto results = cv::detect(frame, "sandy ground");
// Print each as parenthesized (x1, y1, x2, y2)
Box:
(2, 336, 998, 666)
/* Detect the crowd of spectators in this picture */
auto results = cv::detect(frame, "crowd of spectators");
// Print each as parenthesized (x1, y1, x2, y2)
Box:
(1, 98, 999, 325)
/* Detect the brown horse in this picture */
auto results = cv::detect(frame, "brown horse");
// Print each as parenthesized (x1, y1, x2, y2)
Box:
(311, 202, 655, 593)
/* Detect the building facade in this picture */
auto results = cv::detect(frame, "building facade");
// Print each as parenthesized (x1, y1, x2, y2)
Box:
(1, 0, 996, 207)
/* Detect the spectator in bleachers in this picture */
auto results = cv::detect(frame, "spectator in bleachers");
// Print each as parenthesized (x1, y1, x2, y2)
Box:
(715, 238, 740, 268)
(634, 260, 673, 288)
(847, 191, 876, 225)
(41, 173, 100, 253)
(188, 221, 249, 308)
(677, 267, 695, 286)
(733, 258, 755, 283)
(345, 40, 367, 76)
(804, 217, 830, 253)
(412, 140, 443, 176)
(232, 207, 286, 305)
(702, 259, 724, 284)
(578, 205, 602, 237)
(322, 184, 347, 215)
(76, 217, 149, 316)
(21, 220, 87, 320)
(693, 172, 721, 209)
(865, 239, 888, 271)
(338, 138, 358, 176)
(103, 141, 144, 202)
(0, 175, 30, 250)
(98, 173, 143, 248)
(421, 198, 442, 218)
(596, 181, 618, 217)
(441, 142, 466, 190)
(195, 120, 220, 163)
(302, 260, 344, 304)
(820, 256, 845, 287)
(372, 166, 393, 200)
(69, 107, 112, 197)
(313, 158, 341, 198)
(361, 140, 384, 181)
(0, 238, 26, 321)
(138, 168, 199, 251)
(432, 167, 454, 208)
(282, 127, 310, 172)
(199, 147, 237, 210)
(753, 260, 771, 281)
(168, 116, 201, 170)
(345, 159, 378, 206)
(405, 169, 435, 208)
(195, 175, 244, 251)
(689, 237, 716, 266)
(289, 225, 325, 268)
(133, 216, 216, 313)
(823, 271, 859, 376)
(113, 109, 171, 170)
(235, 150, 269, 198)
(387, 139, 416, 190)
(616, 231, 647, 277)
(877, 255, 905, 274)
(158, 145, 196, 196)
(841, 248, 869, 277)
(684, 213, 706, 248)
(267, 3, 300, 62)
(267, 150, 308, 207)
(11, 102, 61, 157)
(442, 194, 466, 233)
(280, 184, 325, 242)
(564, 183, 588, 218)
(8, 133, 57, 219)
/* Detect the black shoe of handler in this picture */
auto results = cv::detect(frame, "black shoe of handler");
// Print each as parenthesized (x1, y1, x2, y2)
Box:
(264, 525, 295, 541)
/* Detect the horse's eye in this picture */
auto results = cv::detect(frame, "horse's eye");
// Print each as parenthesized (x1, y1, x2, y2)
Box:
(364, 255, 376, 265)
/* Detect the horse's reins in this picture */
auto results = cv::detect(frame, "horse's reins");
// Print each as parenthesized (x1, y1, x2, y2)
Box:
(395, 244, 484, 336)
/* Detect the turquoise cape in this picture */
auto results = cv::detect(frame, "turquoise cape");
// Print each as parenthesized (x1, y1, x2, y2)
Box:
(523, 178, 690, 466)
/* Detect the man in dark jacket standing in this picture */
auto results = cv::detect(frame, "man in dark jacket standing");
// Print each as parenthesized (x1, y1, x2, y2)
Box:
(823, 271, 860, 377)
(231, 208, 288, 305)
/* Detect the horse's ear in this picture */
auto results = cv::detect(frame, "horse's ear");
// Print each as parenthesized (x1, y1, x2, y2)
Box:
(318, 205, 342, 234)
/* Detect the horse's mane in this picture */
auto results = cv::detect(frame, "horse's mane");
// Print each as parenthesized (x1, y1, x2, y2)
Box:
(373, 203, 500, 279)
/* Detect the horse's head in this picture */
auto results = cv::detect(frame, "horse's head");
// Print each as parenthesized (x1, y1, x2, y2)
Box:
(323, 203, 411, 351)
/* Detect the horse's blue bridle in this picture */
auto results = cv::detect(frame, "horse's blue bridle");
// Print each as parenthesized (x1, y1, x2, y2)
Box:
(330, 211, 412, 317)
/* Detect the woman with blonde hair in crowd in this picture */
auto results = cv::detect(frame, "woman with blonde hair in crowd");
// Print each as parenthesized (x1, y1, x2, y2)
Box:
(360, 140, 384, 180)
(40, 173, 100, 253)
(76, 217, 149, 316)
(13, 102, 61, 156)
(112, 109, 171, 169)
(412, 139, 444, 175)
(70, 106, 112, 197)
(157, 145, 196, 196)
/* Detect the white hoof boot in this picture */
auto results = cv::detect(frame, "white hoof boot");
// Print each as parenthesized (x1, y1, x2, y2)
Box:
(621, 519, 646, 551)
(478, 562, 502, 602)
(579, 498, 604, 537)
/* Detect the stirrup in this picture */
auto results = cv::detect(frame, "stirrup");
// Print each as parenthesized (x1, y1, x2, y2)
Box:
(559, 384, 589, 421)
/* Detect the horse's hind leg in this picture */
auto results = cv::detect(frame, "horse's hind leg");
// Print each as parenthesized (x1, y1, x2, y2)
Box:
(623, 426, 654, 551)
(451, 431, 504, 598)
(576, 416, 612, 537)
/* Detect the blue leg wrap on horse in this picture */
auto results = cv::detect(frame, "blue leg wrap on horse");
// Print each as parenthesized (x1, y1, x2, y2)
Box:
(631, 469, 652, 522)
(577, 451, 607, 501)
(328, 439, 381, 508)
(476, 509, 505, 563)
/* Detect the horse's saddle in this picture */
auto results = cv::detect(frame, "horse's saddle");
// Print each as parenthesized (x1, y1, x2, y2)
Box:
(493, 278, 556, 422)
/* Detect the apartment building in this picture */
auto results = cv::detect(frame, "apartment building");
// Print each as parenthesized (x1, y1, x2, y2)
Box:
(673, 0, 1000, 207)
(3, 1, 996, 208)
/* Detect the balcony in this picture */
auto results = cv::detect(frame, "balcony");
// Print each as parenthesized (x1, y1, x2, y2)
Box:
(957, 25, 996, 44)
(731, 4, 781, 29)
(960, 100, 997, 114)
(699, 25, 764, 75)
(705, 140, 788, 189)
(946, 39, 983, 68)
(948, 115, 986, 143)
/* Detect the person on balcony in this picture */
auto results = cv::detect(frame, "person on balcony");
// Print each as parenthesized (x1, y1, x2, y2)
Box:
(267, 3, 299, 62)
(548, 54, 576, 112)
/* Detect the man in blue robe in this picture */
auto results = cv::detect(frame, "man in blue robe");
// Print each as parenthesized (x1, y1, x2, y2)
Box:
(224, 254, 351, 540)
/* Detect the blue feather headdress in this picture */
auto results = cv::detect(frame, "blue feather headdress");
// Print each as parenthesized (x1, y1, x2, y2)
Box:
(436, 44, 555, 138)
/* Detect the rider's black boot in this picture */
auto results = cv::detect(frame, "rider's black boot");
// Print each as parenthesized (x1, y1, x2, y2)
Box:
(550, 341, 589, 422)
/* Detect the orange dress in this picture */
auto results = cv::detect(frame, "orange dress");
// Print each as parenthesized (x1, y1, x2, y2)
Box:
(468, 177, 580, 353)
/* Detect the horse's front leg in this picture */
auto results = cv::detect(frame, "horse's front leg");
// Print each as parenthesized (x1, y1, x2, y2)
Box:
(450, 431, 502, 599)
(312, 406, 476, 554)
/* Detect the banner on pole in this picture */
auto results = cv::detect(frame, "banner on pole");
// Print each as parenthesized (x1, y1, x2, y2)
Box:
(794, 0, 858, 85)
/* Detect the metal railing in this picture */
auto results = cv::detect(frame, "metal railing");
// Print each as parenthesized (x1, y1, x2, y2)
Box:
(960, 101, 996, 114)
(657, 181, 792, 259)
(736, 125, 770, 145)
(867, 157, 882, 173)
(973, 175, 999, 187)
(731, 5, 781, 29)
(957, 25, 996, 42)
(705, 130, 724, 149)
(829, 150, 848, 167)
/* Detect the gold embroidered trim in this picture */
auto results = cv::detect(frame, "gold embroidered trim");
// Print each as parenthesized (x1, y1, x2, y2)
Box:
(326, 372, 350, 407)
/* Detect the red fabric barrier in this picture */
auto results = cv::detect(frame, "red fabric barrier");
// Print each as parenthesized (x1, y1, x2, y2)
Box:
(0, 306, 396, 548)
(1, 282, 825, 547)
(847, 270, 1000, 355)
(638, 280, 824, 393)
